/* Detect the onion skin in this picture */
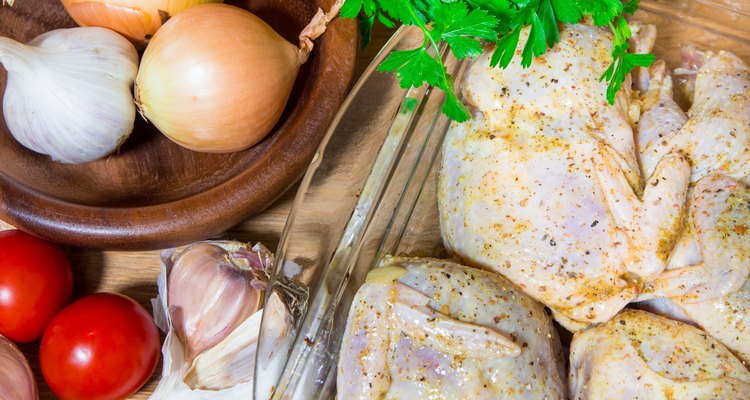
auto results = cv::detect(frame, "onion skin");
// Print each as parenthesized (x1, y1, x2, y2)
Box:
(135, 4, 303, 152)
(60, 0, 223, 45)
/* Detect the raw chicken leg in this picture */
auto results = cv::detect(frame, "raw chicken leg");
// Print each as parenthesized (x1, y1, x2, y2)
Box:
(639, 177, 750, 365)
(636, 60, 688, 179)
(636, 50, 750, 364)
(570, 309, 750, 399)
(438, 23, 691, 329)
(639, 50, 750, 183)
(648, 174, 750, 302)
(669, 277, 750, 366)
(629, 21, 658, 93)
(337, 256, 565, 399)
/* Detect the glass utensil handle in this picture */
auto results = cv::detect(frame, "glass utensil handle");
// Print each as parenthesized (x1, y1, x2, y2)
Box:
(254, 25, 424, 400)
(254, 25, 468, 400)
(263, 85, 427, 400)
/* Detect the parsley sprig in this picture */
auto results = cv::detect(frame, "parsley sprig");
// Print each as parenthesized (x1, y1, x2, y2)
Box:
(341, 0, 654, 122)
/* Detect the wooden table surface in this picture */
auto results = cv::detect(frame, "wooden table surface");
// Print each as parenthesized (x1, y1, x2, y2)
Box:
(4, 2, 750, 399)
(0, 23, 395, 400)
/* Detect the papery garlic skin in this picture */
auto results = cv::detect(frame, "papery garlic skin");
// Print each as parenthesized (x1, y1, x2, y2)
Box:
(0, 334, 38, 400)
(151, 241, 281, 399)
(0, 27, 138, 163)
(167, 241, 268, 362)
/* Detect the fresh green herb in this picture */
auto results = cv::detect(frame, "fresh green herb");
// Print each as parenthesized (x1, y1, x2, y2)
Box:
(600, 13, 655, 102)
(401, 97, 420, 113)
(343, 0, 498, 121)
(358, 14, 376, 49)
(341, 0, 654, 121)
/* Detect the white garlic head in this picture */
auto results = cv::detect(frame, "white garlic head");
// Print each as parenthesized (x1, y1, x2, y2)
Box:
(0, 27, 138, 163)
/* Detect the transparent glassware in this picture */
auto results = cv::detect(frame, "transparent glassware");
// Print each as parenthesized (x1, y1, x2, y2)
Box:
(255, 2, 750, 399)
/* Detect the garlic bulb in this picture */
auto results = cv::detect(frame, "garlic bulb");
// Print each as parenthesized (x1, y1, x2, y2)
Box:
(151, 240, 295, 398)
(167, 241, 269, 362)
(0, 27, 138, 163)
(0, 334, 38, 400)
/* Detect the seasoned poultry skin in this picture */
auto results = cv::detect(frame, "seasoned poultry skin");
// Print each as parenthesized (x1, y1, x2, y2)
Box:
(438, 23, 691, 330)
(569, 309, 750, 400)
(337, 256, 565, 400)
(636, 49, 750, 365)
(639, 51, 750, 184)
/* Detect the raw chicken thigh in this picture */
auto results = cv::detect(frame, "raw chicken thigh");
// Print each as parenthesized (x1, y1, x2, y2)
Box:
(337, 256, 565, 400)
(649, 174, 750, 302)
(438, 23, 691, 330)
(569, 309, 750, 399)
(635, 49, 750, 364)
(664, 276, 750, 366)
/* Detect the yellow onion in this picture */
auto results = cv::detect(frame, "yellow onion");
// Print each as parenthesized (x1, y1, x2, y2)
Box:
(135, 2, 342, 153)
(60, 0, 223, 45)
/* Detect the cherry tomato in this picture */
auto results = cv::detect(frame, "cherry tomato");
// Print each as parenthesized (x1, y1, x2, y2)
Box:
(40, 292, 160, 400)
(0, 229, 73, 343)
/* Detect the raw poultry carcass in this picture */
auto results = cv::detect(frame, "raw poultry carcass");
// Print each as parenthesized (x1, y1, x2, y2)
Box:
(635, 49, 750, 364)
(569, 309, 750, 399)
(337, 256, 565, 399)
(438, 22, 691, 330)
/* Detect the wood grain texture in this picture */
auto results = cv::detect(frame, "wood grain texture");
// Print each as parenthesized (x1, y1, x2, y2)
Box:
(6, 0, 748, 397)
(0, 0, 358, 250)
(1, 22, 395, 400)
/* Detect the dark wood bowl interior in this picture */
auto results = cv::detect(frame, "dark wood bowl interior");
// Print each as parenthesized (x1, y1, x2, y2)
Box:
(0, 0, 357, 249)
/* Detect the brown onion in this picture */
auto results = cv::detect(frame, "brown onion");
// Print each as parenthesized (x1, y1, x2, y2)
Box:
(134, 2, 342, 153)
(60, 0, 223, 45)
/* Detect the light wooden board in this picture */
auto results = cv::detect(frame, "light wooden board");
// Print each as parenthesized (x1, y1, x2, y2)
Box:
(1, 23, 395, 400)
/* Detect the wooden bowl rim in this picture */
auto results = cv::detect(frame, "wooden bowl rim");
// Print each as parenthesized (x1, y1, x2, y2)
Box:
(0, 1, 359, 250)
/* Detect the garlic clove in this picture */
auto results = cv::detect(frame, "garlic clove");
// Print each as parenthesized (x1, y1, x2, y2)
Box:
(151, 241, 304, 398)
(0, 334, 38, 400)
(184, 291, 294, 391)
(183, 309, 262, 390)
(0, 27, 138, 163)
(167, 241, 270, 362)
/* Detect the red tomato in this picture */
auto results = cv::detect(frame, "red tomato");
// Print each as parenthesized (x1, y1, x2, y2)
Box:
(40, 292, 160, 400)
(0, 229, 73, 342)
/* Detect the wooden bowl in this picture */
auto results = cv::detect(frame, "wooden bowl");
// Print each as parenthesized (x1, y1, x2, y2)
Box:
(0, 0, 357, 250)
